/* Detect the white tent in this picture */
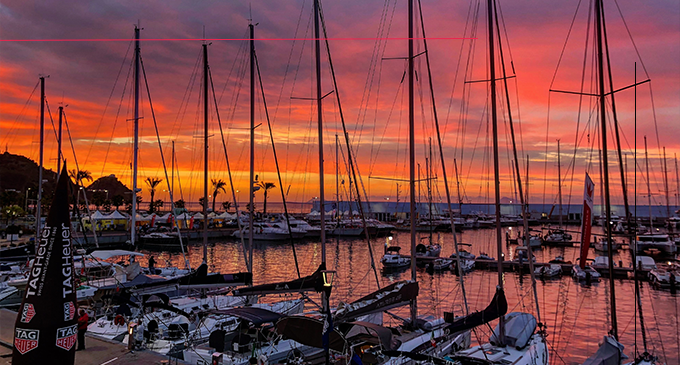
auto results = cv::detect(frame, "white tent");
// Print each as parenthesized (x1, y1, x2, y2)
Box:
(158, 213, 173, 221)
(176, 212, 192, 220)
(104, 210, 127, 220)
(193, 213, 205, 220)
(217, 212, 235, 220)
(90, 210, 107, 220)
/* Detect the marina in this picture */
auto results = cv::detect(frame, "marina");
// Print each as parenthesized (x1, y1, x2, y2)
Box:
(1, 0, 679, 364)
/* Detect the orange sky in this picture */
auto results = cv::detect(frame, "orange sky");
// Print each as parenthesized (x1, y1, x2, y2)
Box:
(1, 0, 679, 209)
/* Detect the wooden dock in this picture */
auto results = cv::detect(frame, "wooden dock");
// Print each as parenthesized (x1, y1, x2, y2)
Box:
(0, 309, 188, 365)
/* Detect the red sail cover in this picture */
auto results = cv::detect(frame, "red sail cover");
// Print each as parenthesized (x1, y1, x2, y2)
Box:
(579, 173, 595, 269)
(12, 166, 78, 364)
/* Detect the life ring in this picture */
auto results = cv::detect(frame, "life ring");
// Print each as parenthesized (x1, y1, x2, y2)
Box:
(114, 314, 126, 326)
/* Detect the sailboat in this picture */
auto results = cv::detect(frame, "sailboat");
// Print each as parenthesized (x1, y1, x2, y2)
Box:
(447, 0, 548, 363)
(543, 140, 573, 246)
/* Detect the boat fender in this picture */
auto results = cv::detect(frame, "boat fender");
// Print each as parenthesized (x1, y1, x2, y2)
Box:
(114, 314, 126, 326)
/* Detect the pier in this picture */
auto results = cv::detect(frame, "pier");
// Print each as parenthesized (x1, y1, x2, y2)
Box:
(0, 309, 188, 365)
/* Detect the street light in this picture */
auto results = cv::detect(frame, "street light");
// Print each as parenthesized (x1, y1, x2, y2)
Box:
(321, 269, 336, 365)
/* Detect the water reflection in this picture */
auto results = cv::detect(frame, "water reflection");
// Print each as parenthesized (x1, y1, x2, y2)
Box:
(139, 225, 678, 363)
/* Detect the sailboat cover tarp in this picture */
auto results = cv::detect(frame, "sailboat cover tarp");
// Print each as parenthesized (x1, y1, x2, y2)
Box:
(489, 312, 537, 349)
(210, 307, 281, 325)
(276, 315, 345, 352)
(87, 250, 144, 260)
(12, 166, 78, 364)
(275, 317, 396, 352)
(444, 287, 507, 334)
(582, 336, 625, 365)
(333, 281, 418, 322)
(232, 263, 326, 296)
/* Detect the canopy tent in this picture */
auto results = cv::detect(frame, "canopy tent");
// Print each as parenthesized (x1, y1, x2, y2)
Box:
(104, 210, 127, 220)
(216, 212, 235, 220)
(90, 210, 107, 220)
(192, 213, 205, 220)
(176, 212, 192, 220)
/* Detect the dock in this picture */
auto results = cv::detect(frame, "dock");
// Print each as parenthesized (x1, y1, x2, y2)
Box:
(411, 256, 644, 278)
(0, 309, 188, 365)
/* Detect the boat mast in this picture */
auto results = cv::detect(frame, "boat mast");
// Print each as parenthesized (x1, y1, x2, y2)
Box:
(493, 0, 540, 320)
(454, 159, 462, 212)
(171, 141, 175, 199)
(416, 0, 468, 312)
(36, 76, 45, 244)
(407, 0, 418, 326)
(663, 147, 670, 218)
(557, 139, 563, 228)
(248, 22, 255, 273)
(595, 0, 617, 340)
(131, 25, 140, 246)
(488, 0, 505, 343)
(336, 134, 340, 233)
(675, 154, 679, 207)
(314, 0, 326, 266)
(645, 136, 653, 230)
(57, 106, 63, 174)
(202, 41, 209, 264)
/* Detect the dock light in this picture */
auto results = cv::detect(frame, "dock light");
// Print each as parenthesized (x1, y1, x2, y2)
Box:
(388, 236, 393, 241)
(322, 270, 336, 288)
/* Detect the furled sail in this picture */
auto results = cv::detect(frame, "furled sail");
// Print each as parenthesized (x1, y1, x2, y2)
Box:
(333, 281, 418, 322)
(444, 287, 507, 333)
(232, 263, 326, 296)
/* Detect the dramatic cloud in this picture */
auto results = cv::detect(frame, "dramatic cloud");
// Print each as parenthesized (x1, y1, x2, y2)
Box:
(1, 0, 678, 209)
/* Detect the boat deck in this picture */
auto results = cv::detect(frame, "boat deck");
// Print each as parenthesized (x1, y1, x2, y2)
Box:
(0, 308, 188, 365)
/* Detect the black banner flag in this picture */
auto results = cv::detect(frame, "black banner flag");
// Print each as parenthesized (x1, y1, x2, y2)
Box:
(12, 165, 78, 364)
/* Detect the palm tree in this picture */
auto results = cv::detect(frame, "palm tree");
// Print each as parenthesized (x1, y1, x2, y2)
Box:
(221, 201, 232, 212)
(257, 181, 276, 215)
(211, 179, 227, 212)
(145, 177, 163, 213)
(69, 170, 93, 206)
(69, 169, 93, 184)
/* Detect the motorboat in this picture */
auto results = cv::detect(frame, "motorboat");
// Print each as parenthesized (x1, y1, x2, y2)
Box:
(572, 261, 601, 282)
(232, 221, 306, 241)
(381, 246, 410, 269)
(648, 262, 680, 288)
(634, 233, 677, 254)
(593, 237, 622, 251)
(534, 264, 562, 278)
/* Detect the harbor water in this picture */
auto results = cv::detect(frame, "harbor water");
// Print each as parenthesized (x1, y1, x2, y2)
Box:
(138, 226, 680, 364)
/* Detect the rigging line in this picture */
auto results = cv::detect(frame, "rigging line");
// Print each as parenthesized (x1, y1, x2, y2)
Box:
(549, 0, 585, 88)
(208, 67, 250, 275)
(417, 0, 468, 313)
(0, 80, 39, 148)
(254, 51, 301, 278)
(454, 1, 481, 161)
(100, 53, 135, 177)
(352, 0, 394, 148)
(61, 111, 99, 248)
(170, 48, 203, 141)
(367, 73, 405, 174)
(138, 53, 190, 270)
(319, 2, 373, 218)
(443, 0, 476, 147)
(84, 39, 133, 166)
(270, 0, 307, 125)
(319, 1, 380, 289)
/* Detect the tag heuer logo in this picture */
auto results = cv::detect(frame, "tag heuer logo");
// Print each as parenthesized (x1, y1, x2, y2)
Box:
(55, 324, 78, 351)
(14, 328, 39, 355)
(20, 304, 36, 323)
(63, 301, 75, 321)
